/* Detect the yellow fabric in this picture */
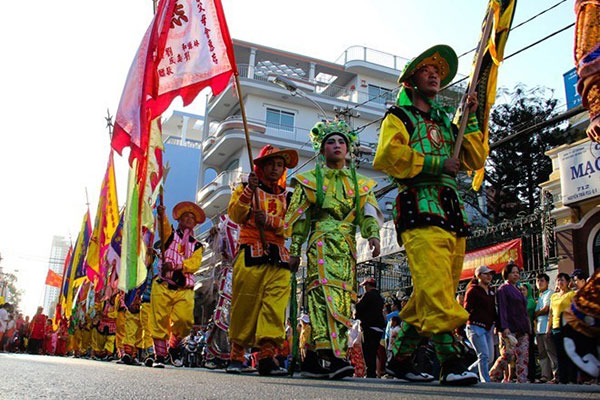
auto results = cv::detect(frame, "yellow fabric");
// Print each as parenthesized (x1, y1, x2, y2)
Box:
(72, 329, 82, 353)
(91, 328, 102, 353)
(228, 184, 251, 225)
(80, 328, 91, 353)
(373, 113, 486, 180)
(140, 303, 153, 349)
(399, 226, 469, 335)
(183, 246, 203, 275)
(228, 248, 291, 348)
(550, 291, 576, 329)
(150, 281, 194, 340)
(115, 310, 126, 351)
(123, 310, 144, 348)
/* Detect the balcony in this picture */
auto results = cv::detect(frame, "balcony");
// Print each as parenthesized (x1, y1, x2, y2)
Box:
(335, 45, 409, 72)
(203, 115, 316, 167)
(196, 169, 247, 219)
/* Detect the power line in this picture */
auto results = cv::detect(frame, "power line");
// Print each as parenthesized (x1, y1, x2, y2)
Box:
(457, 0, 568, 59)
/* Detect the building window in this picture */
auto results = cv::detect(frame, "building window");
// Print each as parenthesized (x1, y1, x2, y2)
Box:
(266, 107, 294, 132)
(368, 84, 394, 105)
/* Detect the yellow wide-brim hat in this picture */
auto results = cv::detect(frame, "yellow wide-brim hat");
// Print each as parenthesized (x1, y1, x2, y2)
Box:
(172, 201, 206, 225)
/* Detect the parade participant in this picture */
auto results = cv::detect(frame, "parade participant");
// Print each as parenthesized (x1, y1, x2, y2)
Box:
(120, 288, 144, 365)
(79, 314, 92, 357)
(55, 320, 69, 357)
(205, 215, 239, 369)
(140, 248, 159, 367)
(115, 291, 127, 359)
(226, 145, 298, 376)
(28, 307, 47, 355)
(93, 293, 118, 360)
(562, 269, 600, 378)
(151, 201, 205, 368)
(574, 0, 600, 142)
(286, 121, 383, 380)
(373, 44, 484, 385)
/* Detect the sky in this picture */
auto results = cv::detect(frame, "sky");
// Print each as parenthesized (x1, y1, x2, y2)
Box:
(0, 0, 576, 317)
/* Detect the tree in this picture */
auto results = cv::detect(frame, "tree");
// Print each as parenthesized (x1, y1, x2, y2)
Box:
(0, 271, 22, 309)
(462, 85, 565, 223)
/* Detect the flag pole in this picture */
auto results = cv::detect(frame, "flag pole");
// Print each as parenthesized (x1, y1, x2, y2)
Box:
(452, 9, 495, 158)
(233, 73, 269, 252)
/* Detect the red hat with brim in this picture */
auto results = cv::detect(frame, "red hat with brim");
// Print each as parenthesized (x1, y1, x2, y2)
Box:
(253, 145, 299, 169)
(173, 201, 206, 225)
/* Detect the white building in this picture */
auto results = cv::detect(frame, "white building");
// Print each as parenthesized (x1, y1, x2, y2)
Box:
(162, 40, 465, 315)
(42, 236, 70, 317)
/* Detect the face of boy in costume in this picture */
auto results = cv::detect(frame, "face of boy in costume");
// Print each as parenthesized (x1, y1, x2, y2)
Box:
(411, 64, 441, 98)
(322, 134, 348, 163)
(260, 156, 286, 184)
(178, 211, 197, 231)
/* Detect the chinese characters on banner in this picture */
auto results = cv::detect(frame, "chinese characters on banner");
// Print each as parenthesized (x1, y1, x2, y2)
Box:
(156, 0, 234, 97)
(461, 238, 523, 280)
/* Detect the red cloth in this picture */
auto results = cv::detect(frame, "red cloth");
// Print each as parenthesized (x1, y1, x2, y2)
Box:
(29, 314, 47, 340)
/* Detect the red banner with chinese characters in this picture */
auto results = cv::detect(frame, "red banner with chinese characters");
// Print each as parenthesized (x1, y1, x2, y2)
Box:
(461, 238, 523, 280)
(112, 0, 236, 163)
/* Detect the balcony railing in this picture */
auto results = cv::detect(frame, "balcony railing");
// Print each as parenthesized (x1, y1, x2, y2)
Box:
(206, 114, 314, 147)
(334, 46, 410, 71)
(234, 64, 383, 107)
(164, 136, 203, 149)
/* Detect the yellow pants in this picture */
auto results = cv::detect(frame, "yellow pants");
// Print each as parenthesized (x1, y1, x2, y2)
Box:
(150, 282, 194, 340)
(91, 328, 114, 354)
(80, 329, 91, 353)
(123, 310, 143, 348)
(140, 303, 153, 349)
(115, 311, 126, 351)
(72, 330, 81, 353)
(400, 226, 469, 335)
(228, 249, 291, 348)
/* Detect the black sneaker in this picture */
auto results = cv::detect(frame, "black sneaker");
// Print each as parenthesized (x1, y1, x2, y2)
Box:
(258, 357, 288, 376)
(116, 354, 131, 365)
(328, 358, 354, 380)
(300, 351, 330, 379)
(440, 357, 479, 386)
(152, 355, 166, 368)
(386, 358, 435, 382)
(226, 360, 244, 374)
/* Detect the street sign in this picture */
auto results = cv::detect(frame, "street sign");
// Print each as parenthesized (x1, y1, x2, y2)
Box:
(563, 68, 582, 110)
(559, 140, 600, 205)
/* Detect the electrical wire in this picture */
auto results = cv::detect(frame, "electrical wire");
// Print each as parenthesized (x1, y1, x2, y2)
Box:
(457, 0, 568, 59)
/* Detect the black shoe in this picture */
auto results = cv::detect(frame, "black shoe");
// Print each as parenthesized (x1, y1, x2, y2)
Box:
(440, 357, 479, 386)
(300, 351, 330, 379)
(258, 357, 288, 376)
(152, 355, 166, 368)
(226, 360, 244, 374)
(386, 357, 435, 382)
(328, 358, 354, 380)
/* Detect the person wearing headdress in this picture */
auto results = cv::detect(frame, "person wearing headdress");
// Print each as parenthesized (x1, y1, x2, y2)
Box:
(285, 121, 383, 379)
(151, 201, 205, 368)
(226, 145, 298, 376)
(373, 45, 484, 385)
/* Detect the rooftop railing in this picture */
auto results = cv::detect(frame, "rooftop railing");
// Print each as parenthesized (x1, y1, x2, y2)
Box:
(334, 46, 410, 71)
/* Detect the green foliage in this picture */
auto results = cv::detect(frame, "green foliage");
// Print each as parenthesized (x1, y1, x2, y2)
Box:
(485, 85, 565, 222)
(1, 272, 22, 309)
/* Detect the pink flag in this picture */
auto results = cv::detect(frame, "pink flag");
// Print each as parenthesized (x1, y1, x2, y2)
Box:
(112, 0, 237, 162)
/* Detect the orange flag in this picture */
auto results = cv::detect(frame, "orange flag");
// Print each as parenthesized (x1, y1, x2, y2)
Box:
(45, 269, 63, 288)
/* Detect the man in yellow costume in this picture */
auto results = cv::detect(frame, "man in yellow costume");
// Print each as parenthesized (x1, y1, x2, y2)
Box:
(286, 120, 382, 380)
(373, 45, 483, 385)
(226, 145, 298, 376)
(152, 201, 205, 368)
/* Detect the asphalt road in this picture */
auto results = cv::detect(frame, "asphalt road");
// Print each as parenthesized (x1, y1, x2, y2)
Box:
(1, 353, 598, 399)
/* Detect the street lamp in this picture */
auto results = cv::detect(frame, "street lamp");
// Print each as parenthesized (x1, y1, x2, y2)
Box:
(269, 75, 330, 121)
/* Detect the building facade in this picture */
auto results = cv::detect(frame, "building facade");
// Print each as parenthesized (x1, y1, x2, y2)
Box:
(42, 236, 71, 317)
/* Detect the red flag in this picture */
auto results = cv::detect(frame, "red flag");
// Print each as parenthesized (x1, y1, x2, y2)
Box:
(112, 0, 237, 162)
(45, 269, 63, 288)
